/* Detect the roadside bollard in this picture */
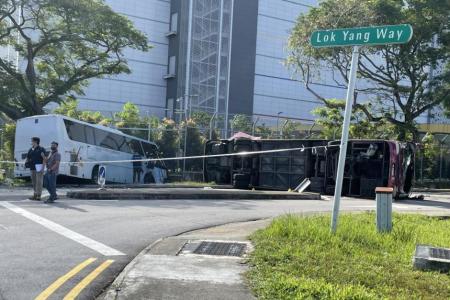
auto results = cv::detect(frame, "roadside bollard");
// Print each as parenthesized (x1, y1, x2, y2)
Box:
(375, 187, 393, 232)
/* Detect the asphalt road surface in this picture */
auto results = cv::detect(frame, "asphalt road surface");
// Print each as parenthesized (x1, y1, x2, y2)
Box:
(0, 189, 449, 300)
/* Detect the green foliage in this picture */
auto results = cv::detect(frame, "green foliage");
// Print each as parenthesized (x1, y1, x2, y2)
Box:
(255, 123, 273, 139)
(281, 120, 301, 139)
(0, 122, 16, 182)
(54, 99, 110, 125)
(155, 118, 180, 170)
(442, 62, 450, 116)
(181, 119, 204, 171)
(421, 133, 440, 178)
(312, 99, 396, 140)
(287, 0, 450, 141)
(231, 114, 252, 133)
(0, 0, 149, 120)
(114, 102, 146, 138)
(248, 213, 450, 300)
(191, 111, 212, 129)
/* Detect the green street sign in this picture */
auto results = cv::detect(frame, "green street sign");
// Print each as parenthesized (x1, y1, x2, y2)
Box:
(310, 24, 413, 48)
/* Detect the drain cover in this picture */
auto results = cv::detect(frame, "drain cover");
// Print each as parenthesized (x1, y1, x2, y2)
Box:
(413, 245, 450, 272)
(430, 247, 450, 260)
(193, 241, 247, 257)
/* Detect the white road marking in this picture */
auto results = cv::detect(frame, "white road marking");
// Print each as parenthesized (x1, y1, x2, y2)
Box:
(0, 201, 125, 256)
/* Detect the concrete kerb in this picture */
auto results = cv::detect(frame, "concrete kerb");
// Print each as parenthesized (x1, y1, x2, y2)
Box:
(97, 207, 450, 300)
(66, 188, 322, 201)
(97, 237, 165, 300)
(97, 217, 269, 300)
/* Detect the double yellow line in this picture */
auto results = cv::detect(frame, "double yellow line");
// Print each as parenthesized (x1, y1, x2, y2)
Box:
(35, 258, 114, 300)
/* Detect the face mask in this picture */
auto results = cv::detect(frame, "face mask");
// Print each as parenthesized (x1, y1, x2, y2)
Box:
(51, 146, 57, 151)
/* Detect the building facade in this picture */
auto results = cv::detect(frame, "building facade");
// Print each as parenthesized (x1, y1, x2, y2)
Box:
(3, 0, 443, 133)
(79, 0, 171, 118)
(165, 0, 354, 132)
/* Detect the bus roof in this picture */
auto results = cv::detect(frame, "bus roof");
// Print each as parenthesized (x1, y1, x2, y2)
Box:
(18, 114, 157, 146)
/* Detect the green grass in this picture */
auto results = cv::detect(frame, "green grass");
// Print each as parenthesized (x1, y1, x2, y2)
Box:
(247, 213, 450, 300)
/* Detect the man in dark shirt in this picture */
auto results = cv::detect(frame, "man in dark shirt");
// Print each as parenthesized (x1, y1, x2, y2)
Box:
(44, 141, 61, 203)
(132, 151, 143, 184)
(26, 137, 46, 201)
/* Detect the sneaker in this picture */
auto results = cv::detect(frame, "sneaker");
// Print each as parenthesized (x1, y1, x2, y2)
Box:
(28, 196, 36, 200)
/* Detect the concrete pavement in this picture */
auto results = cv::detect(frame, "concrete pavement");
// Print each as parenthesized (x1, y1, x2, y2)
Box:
(0, 188, 449, 300)
(98, 194, 450, 300)
(100, 220, 269, 300)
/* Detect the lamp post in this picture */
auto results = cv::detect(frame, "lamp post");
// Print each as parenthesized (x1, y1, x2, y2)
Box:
(252, 117, 260, 136)
(276, 112, 283, 139)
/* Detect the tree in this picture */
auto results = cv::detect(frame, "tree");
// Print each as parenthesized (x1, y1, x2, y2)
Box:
(312, 99, 396, 140)
(421, 133, 440, 178)
(255, 123, 273, 139)
(0, 122, 16, 181)
(231, 114, 252, 134)
(155, 118, 179, 170)
(53, 99, 109, 125)
(181, 119, 204, 171)
(0, 0, 149, 120)
(281, 119, 300, 139)
(191, 111, 212, 129)
(287, 0, 450, 141)
(114, 102, 145, 138)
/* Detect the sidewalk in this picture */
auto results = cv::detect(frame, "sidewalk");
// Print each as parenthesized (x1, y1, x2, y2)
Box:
(99, 219, 271, 300)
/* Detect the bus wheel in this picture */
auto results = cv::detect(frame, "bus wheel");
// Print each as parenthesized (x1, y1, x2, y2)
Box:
(91, 165, 99, 184)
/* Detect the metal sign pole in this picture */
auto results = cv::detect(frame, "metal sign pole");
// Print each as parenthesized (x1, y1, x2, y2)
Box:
(330, 46, 360, 233)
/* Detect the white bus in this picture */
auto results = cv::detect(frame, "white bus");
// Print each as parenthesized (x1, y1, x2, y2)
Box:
(14, 114, 161, 184)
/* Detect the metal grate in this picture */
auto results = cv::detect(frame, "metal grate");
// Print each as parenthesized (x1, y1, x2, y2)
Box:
(193, 241, 246, 257)
(430, 247, 450, 260)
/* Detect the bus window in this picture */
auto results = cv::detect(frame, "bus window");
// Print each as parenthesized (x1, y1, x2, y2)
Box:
(128, 139, 144, 155)
(64, 120, 86, 143)
(103, 133, 122, 151)
(85, 126, 95, 145)
(94, 129, 113, 149)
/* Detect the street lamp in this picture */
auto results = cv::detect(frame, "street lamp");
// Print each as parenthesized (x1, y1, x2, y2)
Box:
(276, 112, 283, 138)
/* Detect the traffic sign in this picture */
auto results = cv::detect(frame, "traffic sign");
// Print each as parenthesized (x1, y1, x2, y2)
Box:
(98, 165, 106, 188)
(310, 24, 413, 48)
(308, 24, 413, 233)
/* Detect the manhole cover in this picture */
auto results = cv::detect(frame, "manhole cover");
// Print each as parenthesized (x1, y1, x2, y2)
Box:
(430, 247, 450, 260)
(413, 245, 450, 272)
(193, 241, 247, 257)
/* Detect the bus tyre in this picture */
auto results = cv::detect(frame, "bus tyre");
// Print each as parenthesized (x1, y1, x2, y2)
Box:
(233, 174, 250, 189)
(91, 166, 99, 184)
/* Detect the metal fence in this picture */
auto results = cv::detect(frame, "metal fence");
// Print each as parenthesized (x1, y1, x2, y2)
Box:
(415, 144, 450, 187)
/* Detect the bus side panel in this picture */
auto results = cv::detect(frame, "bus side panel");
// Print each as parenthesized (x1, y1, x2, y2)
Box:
(14, 116, 58, 178)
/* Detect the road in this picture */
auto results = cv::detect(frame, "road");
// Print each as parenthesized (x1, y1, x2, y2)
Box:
(0, 189, 449, 300)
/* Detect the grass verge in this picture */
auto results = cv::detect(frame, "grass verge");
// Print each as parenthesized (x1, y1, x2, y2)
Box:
(247, 213, 450, 300)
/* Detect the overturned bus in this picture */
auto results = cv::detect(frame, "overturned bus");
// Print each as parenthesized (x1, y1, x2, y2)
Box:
(204, 139, 415, 198)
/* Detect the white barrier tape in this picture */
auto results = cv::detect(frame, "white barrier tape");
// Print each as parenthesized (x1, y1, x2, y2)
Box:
(0, 144, 337, 165)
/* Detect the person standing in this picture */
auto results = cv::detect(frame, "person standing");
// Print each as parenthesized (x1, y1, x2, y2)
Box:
(132, 150, 143, 184)
(26, 137, 46, 201)
(44, 141, 61, 203)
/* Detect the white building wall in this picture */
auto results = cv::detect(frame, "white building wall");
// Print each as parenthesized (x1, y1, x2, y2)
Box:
(253, 0, 366, 122)
(78, 0, 170, 118)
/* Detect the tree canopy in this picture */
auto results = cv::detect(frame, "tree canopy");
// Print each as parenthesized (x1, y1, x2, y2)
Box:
(287, 0, 450, 141)
(0, 0, 150, 120)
